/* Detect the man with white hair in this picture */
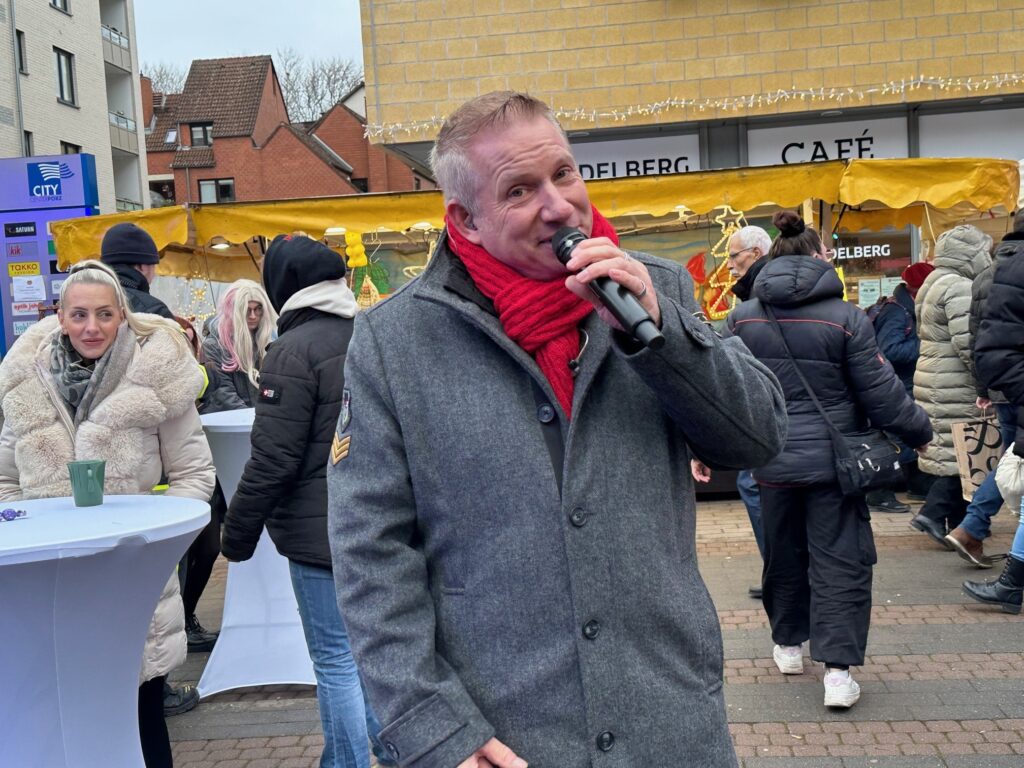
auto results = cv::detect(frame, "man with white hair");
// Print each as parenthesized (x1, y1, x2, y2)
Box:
(693, 224, 774, 599)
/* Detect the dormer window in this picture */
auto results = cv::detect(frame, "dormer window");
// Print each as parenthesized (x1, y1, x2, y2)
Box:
(165, 129, 177, 144)
(189, 123, 213, 147)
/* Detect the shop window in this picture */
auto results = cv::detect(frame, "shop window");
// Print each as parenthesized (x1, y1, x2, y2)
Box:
(198, 178, 235, 203)
(54, 47, 76, 106)
(190, 123, 213, 147)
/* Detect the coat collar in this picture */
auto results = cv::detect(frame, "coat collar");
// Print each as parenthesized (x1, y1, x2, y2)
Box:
(413, 230, 613, 421)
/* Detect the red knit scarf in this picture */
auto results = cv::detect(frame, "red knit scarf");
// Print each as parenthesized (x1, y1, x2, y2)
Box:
(446, 205, 618, 418)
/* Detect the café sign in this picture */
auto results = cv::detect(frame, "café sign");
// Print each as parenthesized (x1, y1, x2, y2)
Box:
(747, 118, 908, 167)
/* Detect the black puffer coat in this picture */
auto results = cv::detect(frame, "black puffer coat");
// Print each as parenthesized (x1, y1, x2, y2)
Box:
(109, 264, 175, 319)
(969, 262, 998, 400)
(728, 255, 932, 485)
(221, 309, 353, 568)
(975, 232, 1024, 453)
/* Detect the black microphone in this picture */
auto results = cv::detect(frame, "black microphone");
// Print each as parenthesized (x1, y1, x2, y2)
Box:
(553, 227, 665, 350)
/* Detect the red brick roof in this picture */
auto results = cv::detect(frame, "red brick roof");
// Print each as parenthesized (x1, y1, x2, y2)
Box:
(170, 146, 216, 169)
(146, 93, 181, 153)
(174, 56, 273, 138)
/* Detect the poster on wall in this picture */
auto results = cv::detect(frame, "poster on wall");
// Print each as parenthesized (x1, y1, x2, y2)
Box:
(857, 278, 881, 308)
(11, 276, 46, 302)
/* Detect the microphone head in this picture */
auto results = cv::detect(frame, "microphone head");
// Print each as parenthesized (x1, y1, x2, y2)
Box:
(552, 227, 586, 266)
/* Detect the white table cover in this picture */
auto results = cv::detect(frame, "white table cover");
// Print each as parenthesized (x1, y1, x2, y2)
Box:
(197, 408, 315, 697)
(0, 495, 209, 768)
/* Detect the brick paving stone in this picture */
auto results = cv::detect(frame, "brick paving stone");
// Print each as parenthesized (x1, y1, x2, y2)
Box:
(168, 501, 1024, 766)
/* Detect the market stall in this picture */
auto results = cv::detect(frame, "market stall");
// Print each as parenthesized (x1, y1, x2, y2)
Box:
(48, 157, 1019, 322)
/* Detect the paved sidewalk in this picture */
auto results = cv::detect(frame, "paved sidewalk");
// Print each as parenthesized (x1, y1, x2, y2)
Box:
(170, 496, 1024, 767)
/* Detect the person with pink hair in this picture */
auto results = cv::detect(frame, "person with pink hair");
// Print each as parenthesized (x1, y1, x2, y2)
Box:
(201, 279, 276, 412)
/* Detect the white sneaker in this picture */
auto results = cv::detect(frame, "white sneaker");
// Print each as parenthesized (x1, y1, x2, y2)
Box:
(823, 668, 861, 708)
(772, 644, 804, 674)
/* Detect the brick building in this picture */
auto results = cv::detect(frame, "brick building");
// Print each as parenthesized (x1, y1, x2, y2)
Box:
(143, 56, 429, 206)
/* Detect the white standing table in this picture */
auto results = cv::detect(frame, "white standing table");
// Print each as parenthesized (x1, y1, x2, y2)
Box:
(0, 495, 209, 768)
(197, 408, 315, 697)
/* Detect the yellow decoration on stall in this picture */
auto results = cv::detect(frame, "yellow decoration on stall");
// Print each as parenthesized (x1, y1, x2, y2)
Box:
(345, 231, 367, 268)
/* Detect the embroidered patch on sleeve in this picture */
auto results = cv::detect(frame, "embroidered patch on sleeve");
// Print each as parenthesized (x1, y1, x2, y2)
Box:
(340, 387, 351, 432)
(330, 433, 351, 465)
(259, 385, 282, 405)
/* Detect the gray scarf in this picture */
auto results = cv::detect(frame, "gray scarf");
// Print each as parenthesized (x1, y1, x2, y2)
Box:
(49, 323, 134, 424)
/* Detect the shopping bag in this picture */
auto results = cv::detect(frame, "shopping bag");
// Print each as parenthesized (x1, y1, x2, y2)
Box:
(995, 443, 1024, 513)
(951, 415, 1004, 502)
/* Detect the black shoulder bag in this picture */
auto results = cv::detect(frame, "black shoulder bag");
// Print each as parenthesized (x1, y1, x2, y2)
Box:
(764, 305, 902, 497)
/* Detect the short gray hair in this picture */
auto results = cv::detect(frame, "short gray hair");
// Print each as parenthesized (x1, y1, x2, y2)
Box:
(731, 225, 772, 255)
(429, 91, 566, 213)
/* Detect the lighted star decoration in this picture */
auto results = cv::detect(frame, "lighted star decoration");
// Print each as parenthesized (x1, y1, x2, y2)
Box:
(702, 205, 749, 321)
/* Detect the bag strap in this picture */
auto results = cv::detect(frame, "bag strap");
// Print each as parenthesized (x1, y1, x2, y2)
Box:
(763, 305, 849, 453)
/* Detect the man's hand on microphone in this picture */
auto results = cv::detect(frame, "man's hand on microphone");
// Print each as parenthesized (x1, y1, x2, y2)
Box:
(564, 237, 661, 330)
(456, 738, 528, 768)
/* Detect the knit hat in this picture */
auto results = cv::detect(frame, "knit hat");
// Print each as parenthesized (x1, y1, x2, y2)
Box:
(100, 223, 161, 266)
(262, 234, 346, 314)
(901, 261, 934, 290)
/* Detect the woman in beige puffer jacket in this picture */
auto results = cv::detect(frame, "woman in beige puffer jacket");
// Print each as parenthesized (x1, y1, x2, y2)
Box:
(910, 225, 992, 546)
(0, 261, 214, 767)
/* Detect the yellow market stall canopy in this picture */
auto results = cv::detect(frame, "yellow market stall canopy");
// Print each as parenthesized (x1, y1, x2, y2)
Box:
(51, 157, 1019, 280)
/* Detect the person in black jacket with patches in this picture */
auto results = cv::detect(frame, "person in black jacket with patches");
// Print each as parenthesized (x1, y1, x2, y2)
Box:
(221, 234, 393, 768)
(728, 211, 932, 710)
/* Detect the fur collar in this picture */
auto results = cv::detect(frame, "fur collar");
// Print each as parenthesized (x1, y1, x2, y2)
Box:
(0, 315, 202, 429)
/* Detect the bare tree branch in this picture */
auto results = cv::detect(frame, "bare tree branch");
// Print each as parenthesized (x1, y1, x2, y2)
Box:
(143, 61, 187, 93)
(275, 49, 362, 122)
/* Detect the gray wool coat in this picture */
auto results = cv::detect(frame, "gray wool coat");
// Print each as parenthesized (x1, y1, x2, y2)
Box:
(327, 235, 787, 768)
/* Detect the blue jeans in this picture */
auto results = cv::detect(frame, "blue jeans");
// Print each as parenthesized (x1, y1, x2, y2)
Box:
(737, 470, 765, 558)
(961, 405, 1017, 541)
(289, 561, 388, 768)
(1013, 499, 1024, 562)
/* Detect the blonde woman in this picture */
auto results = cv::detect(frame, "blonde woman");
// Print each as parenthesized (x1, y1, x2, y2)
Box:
(0, 260, 215, 768)
(201, 279, 276, 412)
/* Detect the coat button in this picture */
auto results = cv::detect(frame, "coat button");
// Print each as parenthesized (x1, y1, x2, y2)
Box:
(569, 507, 587, 527)
(596, 731, 615, 751)
(537, 403, 556, 423)
(384, 742, 399, 759)
(582, 620, 600, 640)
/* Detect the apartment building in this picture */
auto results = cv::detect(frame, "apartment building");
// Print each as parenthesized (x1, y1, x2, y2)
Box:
(0, 0, 148, 213)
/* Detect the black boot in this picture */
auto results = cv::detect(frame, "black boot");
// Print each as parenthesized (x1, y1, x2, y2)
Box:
(963, 556, 1024, 614)
(186, 614, 219, 653)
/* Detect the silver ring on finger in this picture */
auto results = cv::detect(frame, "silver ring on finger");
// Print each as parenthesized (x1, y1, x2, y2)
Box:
(635, 280, 647, 299)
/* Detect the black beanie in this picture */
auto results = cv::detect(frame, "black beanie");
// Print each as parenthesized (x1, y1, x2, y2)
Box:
(100, 223, 161, 266)
(262, 234, 347, 313)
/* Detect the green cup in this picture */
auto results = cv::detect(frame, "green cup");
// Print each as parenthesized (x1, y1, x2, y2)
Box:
(68, 460, 106, 507)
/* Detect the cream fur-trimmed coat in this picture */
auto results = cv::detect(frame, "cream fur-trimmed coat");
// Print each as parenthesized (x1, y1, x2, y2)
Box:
(0, 315, 215, 682)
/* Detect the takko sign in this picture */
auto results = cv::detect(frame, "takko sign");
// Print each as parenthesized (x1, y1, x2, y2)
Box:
(571, 134, 702, 180)
(747, 118, 908, 167)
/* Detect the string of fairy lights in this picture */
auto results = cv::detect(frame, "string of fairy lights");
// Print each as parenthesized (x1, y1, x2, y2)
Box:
(365, 73, 1024, 141)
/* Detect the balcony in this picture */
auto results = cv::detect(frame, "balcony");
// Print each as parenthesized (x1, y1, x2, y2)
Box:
(101, 24, 131, 71)
(116, 197, 143, 212)
(109, 111, 138, 154)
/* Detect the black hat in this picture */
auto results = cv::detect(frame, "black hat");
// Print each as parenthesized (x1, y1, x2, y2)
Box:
(100, 223, 161, 266)
(263, 234, 346, 313)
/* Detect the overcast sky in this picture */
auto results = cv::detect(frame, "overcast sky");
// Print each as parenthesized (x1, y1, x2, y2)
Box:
(134, 0, 364, 71)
